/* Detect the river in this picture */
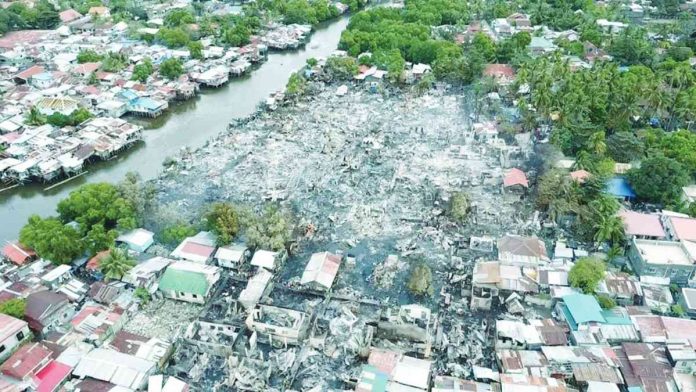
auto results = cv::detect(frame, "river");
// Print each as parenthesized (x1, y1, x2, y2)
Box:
(0, 17, 350, 243)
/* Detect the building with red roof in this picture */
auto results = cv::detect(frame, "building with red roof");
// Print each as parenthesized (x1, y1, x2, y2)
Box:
(32, 361, 71, 392)
(619, 211, 666, 240)
(2, 242, 36, 266)
(72, 62, 101, 76)
(25, 291, 74, 334)
(663, 216, 696, 242)
(87, 250, 110, 272)
(13, 66, 45, 84)
(483, 64, 516, 85)
(58, 9, 82, 23)
(0, 343, 52, 381)
(503, 168, 529, 188)
(569, 169, 591, 183)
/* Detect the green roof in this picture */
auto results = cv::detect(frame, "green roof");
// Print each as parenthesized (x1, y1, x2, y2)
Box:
(562, 294, 605, 326)
(158, 268, 209, 296)
(357, 365, 388, 392)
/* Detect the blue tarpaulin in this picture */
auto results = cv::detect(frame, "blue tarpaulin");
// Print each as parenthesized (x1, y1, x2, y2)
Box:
(606, 177, 636, 199)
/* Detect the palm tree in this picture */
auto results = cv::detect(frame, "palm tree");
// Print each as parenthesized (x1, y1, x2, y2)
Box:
(593, 215, 625, 245)
(99, 248, 136, 281)
(574, 151, 594, 171)
(588, 131, 607, 156)
(25, 107, 45, 126)
(590, 195, 620, 216)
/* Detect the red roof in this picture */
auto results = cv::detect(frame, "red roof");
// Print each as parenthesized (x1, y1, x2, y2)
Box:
(368, 349, 400, 375)
(503, 168, 529, 188)
(668, 216, 696, 242)
(483, 64, 516, 79)
(33, 361, 71, 392)
(0, 30, 51, 49)
(15, 66, 45, 81)
(0, 343, 51, 380)
(59, 9, 82, 23)
(73, 62, 101, 75)
(569, 169, 591, 183)
(2, 242, 36, 266)
(181, 242, 215, 258)
(619, 211, 666, 238)
(87, 250, 110, 271)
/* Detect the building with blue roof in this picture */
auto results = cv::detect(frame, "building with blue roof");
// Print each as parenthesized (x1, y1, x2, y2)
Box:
(606, 177, 636, 201)
(555, 294, 606, 331)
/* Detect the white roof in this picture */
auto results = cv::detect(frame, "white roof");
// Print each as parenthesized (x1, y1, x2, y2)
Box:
(238, 269, 273, 309)
(300, 252, 341, 289)
(41, 264, 71, 282)
(392, 355, 432, 389)
(73, 348, 156, 389)
(162, 377, 188, 392)
(116, 228, 154, 250)
(250, 250, 279, 270)
(125, 257, 172, 283)
(214, 245, 246, 263)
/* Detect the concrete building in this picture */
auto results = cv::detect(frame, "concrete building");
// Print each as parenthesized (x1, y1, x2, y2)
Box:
(245, 305, 310, 346)
(0, 314, 31, 363)
(628, 238, 696, 286)
(158, 261, 221, 304)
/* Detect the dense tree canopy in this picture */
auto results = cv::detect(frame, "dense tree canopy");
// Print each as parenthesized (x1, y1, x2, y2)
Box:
(57, 183, 138, 235)
(20, 215, 84, 264)
(569, 257, 606, 294)
(628, 155, 690, 206)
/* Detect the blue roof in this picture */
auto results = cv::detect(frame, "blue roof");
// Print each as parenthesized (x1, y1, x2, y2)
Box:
(601, 309, 633, 325)
(33, 72, 53, 80)
(606, 177, 636, 198)
(562, 294, 605, 328)
(118, 89, 139, 101)
(133, 97, 161, 110)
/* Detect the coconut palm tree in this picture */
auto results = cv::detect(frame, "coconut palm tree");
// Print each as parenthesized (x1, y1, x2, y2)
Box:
(588, 131, 607, 156)
(99, 248, 136, 281)
(593, 214, 625, 245)
(25, 107, 45, 126)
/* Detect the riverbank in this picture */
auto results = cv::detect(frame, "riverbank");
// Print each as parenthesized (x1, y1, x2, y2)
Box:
(0, 16, 350, 243)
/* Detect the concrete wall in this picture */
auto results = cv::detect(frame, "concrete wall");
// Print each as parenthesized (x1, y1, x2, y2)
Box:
(0, 325, 31, 362)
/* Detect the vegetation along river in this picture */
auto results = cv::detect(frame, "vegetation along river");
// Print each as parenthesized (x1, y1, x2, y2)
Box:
(0, 17, 350, 243)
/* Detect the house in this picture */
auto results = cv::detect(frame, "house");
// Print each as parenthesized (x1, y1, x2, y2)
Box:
(2, 242, 36, 266)
(70, 304, 127, 345)
(503, 168, 529, 189)
(96, 100, 127, 118)
(483, 64, 516, 85)
(663, 216, 696, 242)
(614, 342, 674, 392)
(245, 305, 310, 346)
(606, 177, 636, 201)
(108, 330, 173, 368)
(597, 272, 643, 306)
(0, 314, 31, 362)
(238, 268, 273, 309)
(24, 291, 74, 335)
(13, 66, 45, 84)
(88, 6, 110, 18)
(528, 37, 557, 55)
(33, 97, 79, 116)
(366, 348, 432, 391)
(498, 234, 550, 266)
(556, 294, 606, 331)
(59, 9, 82, 24)
(619, 210, 666, 240)
(250, 249, 282, 271)
(432, 376, 492, 392)
(158, 261, 221, 304)
(73, 348, 155, 390)
(115, 228, 154, 253)
(471, 261, 501, 310)
(0, 343, 52, 382)
(496, 319, 543, 350)
(497, 349, 548, 375)
(596, 19, 628, 34)
(640, 278, 673, 314)
(627, 238, 696, 286)
(679, 288, 696, 318)
(122, 257, 172, 294)
(30, 72, 54, 89)
(214, 245, 249, 270)
(40, 265, 73, 289)
(300, 252, 342, 290)
(170, 232, 216, 264)
(31, 361, 72, 392)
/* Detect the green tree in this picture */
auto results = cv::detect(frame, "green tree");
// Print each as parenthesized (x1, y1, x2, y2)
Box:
(407, 262, 433, 296)
(132, 58, 154, 83)
(84, 224, 118, 255)
(77, 49, 104, 63)
(593, 214, 625, 245)
(134, 287, 151, 304)
(569, 257, 606, 294)
(286, 72, 308, 98)
(164, 8, 195, 27)
(246, 205, 293, 251)
(160, 223, 197, 246)
(157, 27, 191, 48)
(606, 132, 644, 163)
(672, 304, 686, 317)
(57, 183, 138, 234)
(19, 215, 84, 264)
(627, 155, 690, 205)
(596, 294, 616, 309)
(159, 57, 184, 80)
(99, 248, 136, 281)
(449, 192, 469, 223)
(101, 52, 129, 72)
(325, 56, 359, 80)
(0, 298, 27, 319)
(25, 107, 45, 126)
(206, 202, 241, 245)
(188, 41, 203, 60)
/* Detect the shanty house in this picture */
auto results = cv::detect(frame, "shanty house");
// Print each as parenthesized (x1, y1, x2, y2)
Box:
(238, 268, 273, 309)
(0, 314, 31, 362)
(214, 244, 249, 270)
(2, 242, 36, 266)
(70, 304, 127, 345)
(122, 256, 172, 294)
(366, 348, 433, 391)
(24, 291, 74, 335)
(115, 228, 154, 253)
(0, 343, 52, 383)
(158, 261, 221, 304)
(170, 232, 216, 264)
(498, 234, 550, 266)
(300, 252, 342, 290)
(556, 294, 605, 331)
(73, 348, 155, 390)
